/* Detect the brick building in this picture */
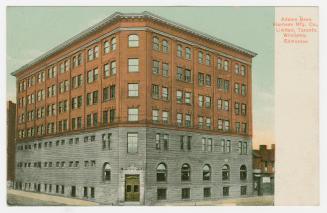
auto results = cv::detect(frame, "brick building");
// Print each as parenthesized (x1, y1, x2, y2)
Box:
(11, 11, 256, 205)
(7, 101, 16, 184)
(253, 144, 275, 195)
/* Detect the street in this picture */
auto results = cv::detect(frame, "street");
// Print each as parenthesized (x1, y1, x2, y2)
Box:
(7, 189, 273, 206)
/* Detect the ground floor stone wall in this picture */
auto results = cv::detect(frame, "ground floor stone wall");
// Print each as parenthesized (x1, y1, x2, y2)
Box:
(14, 127, 252, 205)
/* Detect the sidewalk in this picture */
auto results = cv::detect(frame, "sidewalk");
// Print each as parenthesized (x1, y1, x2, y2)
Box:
(158, 195, 274, 206)
(7, 189, 98, 206)
(8, 189, 273, 206)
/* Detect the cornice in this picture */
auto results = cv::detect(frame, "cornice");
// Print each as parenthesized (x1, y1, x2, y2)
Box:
(11, 11, 257, 77)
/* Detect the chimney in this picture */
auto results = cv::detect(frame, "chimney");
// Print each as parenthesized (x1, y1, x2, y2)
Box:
(259, 145, 267, 151)
(271, 144, 275, 150)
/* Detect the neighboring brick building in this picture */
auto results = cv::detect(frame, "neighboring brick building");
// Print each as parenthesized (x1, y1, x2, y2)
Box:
(11, 11, 256, 205)
(253, 144, 275, 195)
(7, 101, 16, 184)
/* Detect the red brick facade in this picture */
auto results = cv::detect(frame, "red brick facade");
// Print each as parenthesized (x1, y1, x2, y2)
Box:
(13, 12, 255, 143)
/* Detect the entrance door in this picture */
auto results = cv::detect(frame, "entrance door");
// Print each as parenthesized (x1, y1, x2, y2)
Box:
(125, 175, 140, 202)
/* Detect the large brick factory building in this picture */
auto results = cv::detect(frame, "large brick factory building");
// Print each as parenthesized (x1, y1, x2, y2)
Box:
(12, 11, 256, 205)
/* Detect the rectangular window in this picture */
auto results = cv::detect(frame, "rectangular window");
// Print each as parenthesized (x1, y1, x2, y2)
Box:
(223, 187, 229, 196)
(241, 104, 247, 115)
(198, 95, 203, 107)
(187, 136, 192, 150)
(90, 187, 95, 198)
(104, 63, 110, 78)
(238, 141, 243, 154)
(235, 122, 241, 133)
(128, 83, 139, 97)
(162, 63, 169, 77)
(242, 141, 248, 154)
(224, 100, 229, 111)
(198, 116, 203, 128)
(218, 119, 223, 130)
(185, 92, 191, 105)
(206, 118, 211, 129)
(235, 102, 240, 115)
(110, 109, 116, 123)
(111, 61, 117, 75)
(155, 133, 161, 150)
(162, 111, 169, 124)
(103, 87, 109, 102)
(152, 84, 159, 99)
(177, 113, 183, 127)
(224, 80, 229, 92)
(234, 83, 240, 94)
(185, 114, 191, 127)
(242, 123, 247, 133)
(205, 74, 211, 86)
(241, 186, 247, 195)
(128, 108, 138, 121)
(217, 78, 223, 89)
(185, 69, 191, 82)
(226, 140, 231, 153)
(110, 85, 116, 99)
(204, 187, 211, 198)
(163, 134, 169, 150)
(198, 73, 204, 86)
(176, 90, 183, 103)
(152, 109, 159, 123)
(87, 114, 92, 127)
(241, 84, 247, 96)
(157, 188, 167, 200)
(224, 120, 230, 131)
(177, 67, 183, 80)
(127, 133, 138, 153)
(162, 87, 168, 100)
(202, 138, 206, 151)
(152, 60, 160, 74)
(128, 59, 139, 72)
(205, 96, 211, 108)
(207, 138, 212, 152)
(83, 187, 88, 197)
(182, 188, 190, 199)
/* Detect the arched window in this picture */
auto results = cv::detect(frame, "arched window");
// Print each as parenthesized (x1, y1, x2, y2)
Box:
(111, 37, 117, 51)
(156, 163, 167, 182)
(203, 164, 211, 181)
(198, 51, 203, 64)
(240, 65, 246, 76)
(223, 60, 229, 71)
(104, 41, 110, 54)
(128, 34, 139, 47)
(185, 47, 191, 59)
(181, 163, 191, 181)
(206, 54, 211, 65)
(222, 164, 230, 180)
(162, 40, 169, 53)
(177, 44, 183, 57)
(103, 163, 111, 181)
(235, 64, 240, 74)
(217, 58, 222, 69)
(152, 36, 160, 50)
(240, 165, 247, 180)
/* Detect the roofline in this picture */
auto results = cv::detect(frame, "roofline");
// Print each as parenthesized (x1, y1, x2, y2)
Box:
(11, 11, 257, 77)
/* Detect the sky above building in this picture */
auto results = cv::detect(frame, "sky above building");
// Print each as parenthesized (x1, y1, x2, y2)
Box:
(6, 6, 275, 149)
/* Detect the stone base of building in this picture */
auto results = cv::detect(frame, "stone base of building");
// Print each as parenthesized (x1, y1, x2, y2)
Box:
(14, 127, 253, 205)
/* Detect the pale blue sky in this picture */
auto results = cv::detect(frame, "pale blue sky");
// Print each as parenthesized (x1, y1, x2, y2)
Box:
(6, 7, 275, 148)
